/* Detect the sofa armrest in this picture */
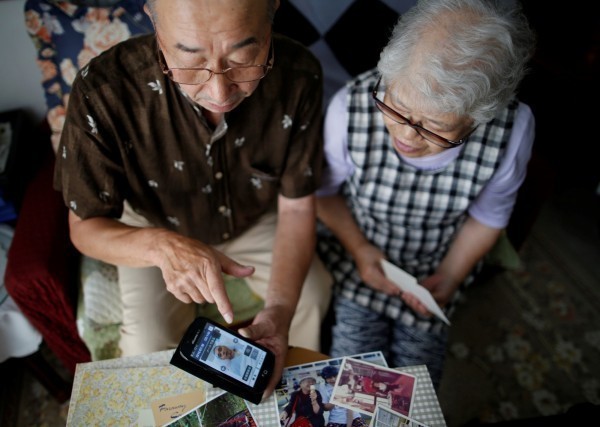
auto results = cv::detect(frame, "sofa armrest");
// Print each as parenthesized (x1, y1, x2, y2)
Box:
(4, 145, 91, 374)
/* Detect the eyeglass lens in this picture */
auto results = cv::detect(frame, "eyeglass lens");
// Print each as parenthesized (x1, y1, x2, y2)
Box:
(158, 35, 273, 85)
(170, 66, 269, 85)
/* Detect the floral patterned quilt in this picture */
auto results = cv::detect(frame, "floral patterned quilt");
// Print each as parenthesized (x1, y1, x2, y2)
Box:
(24, 0, 152, 151)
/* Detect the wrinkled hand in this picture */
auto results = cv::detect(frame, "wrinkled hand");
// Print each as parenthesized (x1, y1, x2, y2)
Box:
(156, 230, 255, 323)
(354, 244, 400, 295)
(237, 306, 290, 401)
(400, 273, 456, 316)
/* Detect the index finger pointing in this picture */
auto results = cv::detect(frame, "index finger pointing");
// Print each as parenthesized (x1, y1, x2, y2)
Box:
(204, 269, 234, 324)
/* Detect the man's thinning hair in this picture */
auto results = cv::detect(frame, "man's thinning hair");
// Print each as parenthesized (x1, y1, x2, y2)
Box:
(146, 0, 278, 26)
(378, 0, 535, 125)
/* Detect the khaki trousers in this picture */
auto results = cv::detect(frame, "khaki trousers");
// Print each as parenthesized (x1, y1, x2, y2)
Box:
(117, 204, 332, 356)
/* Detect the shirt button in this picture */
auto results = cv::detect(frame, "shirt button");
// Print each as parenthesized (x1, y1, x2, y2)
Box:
(215, 171, 223, 180)
(222, 233, 230, 240)
(218, 205, 227, 213)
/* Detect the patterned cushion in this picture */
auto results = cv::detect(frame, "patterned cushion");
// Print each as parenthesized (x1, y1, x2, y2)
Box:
(24, 0, 152, 151)
(80, 256, 121, 325)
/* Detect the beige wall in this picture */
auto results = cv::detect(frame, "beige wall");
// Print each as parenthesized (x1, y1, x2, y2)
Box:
(0, 0, 46, 122)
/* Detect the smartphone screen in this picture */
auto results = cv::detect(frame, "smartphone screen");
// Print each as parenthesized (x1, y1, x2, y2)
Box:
(188, 322, 268, 388)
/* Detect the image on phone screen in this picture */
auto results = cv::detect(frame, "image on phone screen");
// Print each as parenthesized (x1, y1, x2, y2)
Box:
(188, 322, 268, 387)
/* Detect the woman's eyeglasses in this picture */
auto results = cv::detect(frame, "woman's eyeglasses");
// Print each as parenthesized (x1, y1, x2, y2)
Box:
(372, 77, 476, 149)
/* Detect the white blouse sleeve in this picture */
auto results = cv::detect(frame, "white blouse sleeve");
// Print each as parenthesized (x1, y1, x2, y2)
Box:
(316, 86, 354, 197)
(468, 102, 536, 228)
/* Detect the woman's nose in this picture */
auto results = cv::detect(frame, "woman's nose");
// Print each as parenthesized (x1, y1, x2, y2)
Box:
(395, 122, 421, 141)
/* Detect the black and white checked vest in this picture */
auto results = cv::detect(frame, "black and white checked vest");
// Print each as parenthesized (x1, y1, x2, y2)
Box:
(317, 69, 517, 332)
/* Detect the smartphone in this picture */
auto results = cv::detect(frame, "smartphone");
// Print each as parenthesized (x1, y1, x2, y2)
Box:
(170, 316, 275, 404)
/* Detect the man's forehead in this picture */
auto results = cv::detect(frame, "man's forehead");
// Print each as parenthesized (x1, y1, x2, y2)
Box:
(155, 0, 270, 23)
(154, 0, 270, 51)
(174, 36, 260, 54)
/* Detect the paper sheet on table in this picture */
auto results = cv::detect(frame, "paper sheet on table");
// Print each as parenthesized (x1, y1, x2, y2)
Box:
(380, 259, 451, 326)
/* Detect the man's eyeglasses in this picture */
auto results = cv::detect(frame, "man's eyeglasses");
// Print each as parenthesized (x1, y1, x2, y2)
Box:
(372, 77, 475, 149)
(157, 35, 274, 85)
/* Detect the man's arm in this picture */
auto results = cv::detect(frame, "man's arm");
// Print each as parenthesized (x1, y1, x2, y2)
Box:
(68, 211, 255, 324)
(268, 193, 317, 328)
(238, 193, 316, 395)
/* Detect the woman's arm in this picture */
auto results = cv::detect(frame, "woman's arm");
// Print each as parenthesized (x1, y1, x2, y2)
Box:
(403, 216, 502, 314)
(317, 195, 399, 295)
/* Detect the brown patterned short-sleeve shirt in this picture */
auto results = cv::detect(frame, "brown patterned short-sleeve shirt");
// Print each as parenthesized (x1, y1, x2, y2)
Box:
(55, 33, 323, 244)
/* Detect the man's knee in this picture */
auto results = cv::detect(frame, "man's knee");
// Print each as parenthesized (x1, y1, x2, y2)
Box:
(119, 305, 195, 356)
(118, 265, 196, 356)
(288, 257, 333, 351)
(298, 256, 333, 317)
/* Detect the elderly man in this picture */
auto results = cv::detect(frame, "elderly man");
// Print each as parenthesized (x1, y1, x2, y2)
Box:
(55, 0, 331, 397)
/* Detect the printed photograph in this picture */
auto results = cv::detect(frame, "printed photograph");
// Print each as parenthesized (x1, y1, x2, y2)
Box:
(370, 405, 430, 427)
(165, 410, 201, 427)
(166, 392, 257, 427)
(331, 358, 417, 416)
(276, 352, 386, 427)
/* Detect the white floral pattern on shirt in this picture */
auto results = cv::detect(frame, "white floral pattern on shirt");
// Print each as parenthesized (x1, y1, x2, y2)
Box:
(148, 80, 163, 94)
(282, 114, 292, 129)
(86, 114, 97, 134)
(174, 160, 184, 171)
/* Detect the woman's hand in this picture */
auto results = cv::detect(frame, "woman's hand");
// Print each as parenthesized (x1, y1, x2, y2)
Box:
(353, 244, 400, 295)
(400, 273, 457, 316)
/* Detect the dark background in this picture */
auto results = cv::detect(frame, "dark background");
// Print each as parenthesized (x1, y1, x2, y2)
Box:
(274, 0, 600, 247)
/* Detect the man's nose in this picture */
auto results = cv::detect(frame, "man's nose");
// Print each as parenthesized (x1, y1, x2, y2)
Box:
(203, 73, 234, 103)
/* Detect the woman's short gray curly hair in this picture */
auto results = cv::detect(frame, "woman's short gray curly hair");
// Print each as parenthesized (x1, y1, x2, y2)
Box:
(377, 0, 535, 125)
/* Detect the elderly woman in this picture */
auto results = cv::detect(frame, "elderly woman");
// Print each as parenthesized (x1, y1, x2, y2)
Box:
(316, 0, 536, 388)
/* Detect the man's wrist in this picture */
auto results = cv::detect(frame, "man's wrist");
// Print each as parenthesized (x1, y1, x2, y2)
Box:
(261, 301, 295, 333)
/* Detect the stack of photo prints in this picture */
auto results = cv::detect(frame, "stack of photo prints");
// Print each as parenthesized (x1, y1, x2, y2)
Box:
(159, 351, 431, 427)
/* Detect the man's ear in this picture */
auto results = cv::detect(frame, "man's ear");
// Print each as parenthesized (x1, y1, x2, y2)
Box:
(144, 4, 157, 32)
(274, 0, 280, 12)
